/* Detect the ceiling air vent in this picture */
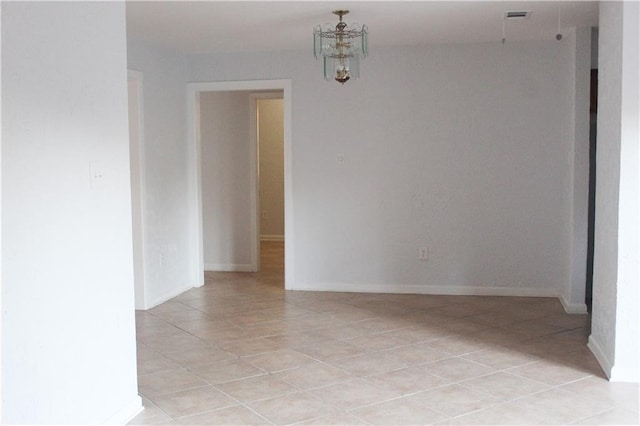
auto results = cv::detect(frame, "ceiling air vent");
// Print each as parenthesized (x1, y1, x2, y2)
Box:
(504, 11, 531, 20)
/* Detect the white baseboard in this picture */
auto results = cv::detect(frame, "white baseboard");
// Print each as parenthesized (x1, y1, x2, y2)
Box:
(204, 263, 256, 272)
(588, 335, 613, 379)
(145, 283, 193, 310)
(287, 282, 558, 298)
(261, 234, 284, 242)
(103, 395, 143, 425)
(559, 295, 589, 314)
(588, 335, 640, 382)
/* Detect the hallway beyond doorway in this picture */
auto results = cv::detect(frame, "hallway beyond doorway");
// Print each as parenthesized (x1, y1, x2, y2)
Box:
(257, 241, 284, 289)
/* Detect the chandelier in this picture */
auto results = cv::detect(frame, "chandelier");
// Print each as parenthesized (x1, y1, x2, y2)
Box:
(313, 10, 368, 84)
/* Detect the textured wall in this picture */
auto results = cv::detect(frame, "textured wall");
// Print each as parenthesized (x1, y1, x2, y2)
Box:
(127, 41, 192, 307)
(189, 40, 579, 296)
(2, 2, 140, 422)
(200, 91, 254, 271)
(590, 1, 640, 382)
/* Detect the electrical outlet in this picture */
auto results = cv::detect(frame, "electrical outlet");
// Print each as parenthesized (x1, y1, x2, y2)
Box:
(418, 247, 428, 261)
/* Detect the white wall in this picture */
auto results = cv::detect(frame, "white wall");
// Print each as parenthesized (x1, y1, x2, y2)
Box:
(127, 41, 193, 307)
(258, 98, 285, 240)
(200, 91, 254, 271)
(2, 2, 141, 422)
(0, 3, 4, 420)
(188, 41, 580, 297)
(589, 1, 639, 383)
(614, 0, 640, 383)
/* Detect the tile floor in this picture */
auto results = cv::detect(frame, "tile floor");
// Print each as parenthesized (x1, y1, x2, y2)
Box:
(130, 242, 639, 425)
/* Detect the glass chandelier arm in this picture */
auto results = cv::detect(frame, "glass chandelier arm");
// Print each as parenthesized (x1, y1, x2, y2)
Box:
(313, 26, 322, 58)
(361, 25, 369, 57)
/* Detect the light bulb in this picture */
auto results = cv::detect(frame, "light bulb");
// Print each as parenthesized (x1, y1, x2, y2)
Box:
(335, 64, 351, 84)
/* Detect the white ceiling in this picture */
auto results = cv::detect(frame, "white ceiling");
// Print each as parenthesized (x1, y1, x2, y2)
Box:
(126, 1, 599, 54)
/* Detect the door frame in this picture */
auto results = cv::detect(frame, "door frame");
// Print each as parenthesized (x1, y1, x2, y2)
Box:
(186, 79, 293, 289)
(127, 69, 148, 309)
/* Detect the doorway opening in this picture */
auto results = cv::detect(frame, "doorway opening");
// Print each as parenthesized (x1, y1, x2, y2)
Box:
(256, 95, 285, 286)
(586, 67, 597, 313)
(187, 80, 293, 290)
(585, 27, 599, 314)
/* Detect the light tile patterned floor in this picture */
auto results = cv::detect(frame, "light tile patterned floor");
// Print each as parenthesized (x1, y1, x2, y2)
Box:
(129, 242, 639, 425)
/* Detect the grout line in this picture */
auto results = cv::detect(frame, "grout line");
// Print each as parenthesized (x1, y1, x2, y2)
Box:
(132, 262, 610, 425)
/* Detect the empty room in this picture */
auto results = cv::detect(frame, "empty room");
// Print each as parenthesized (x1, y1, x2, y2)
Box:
(1, 1, 638, 424)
